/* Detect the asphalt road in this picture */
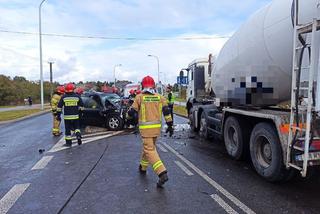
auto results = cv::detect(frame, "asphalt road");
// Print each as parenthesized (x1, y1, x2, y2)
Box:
(0, 114, 319, 214)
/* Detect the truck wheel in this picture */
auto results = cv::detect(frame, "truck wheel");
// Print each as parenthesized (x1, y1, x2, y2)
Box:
(224, 116, 244, 160)
(199, 112, 209, 139)
(250, 122, 287, 182)
(106, 115, 123, 131)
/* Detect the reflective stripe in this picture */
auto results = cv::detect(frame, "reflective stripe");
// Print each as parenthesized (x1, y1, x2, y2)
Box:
(140, 160, 149, 167)
(141, 103, 146, 122)
(75, 129, 81, 133)
(143, 96, 160, 102)
(63, 97, 79, 101)
(64, 115, 79, 120)
(153, 160, 163, 171)
(52, 128, 59, 132)
(139, 124, 161, 129)
(159, 103, 162, 122)
(65, 136, 72, 140)
(57, 108, 62, 112)
(164, 115, 172, 121)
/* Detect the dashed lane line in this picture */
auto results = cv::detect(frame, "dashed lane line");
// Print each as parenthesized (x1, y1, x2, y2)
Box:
(0, 183, 30, 214)
(31, 155, 54, 170)
(211, 194, 239, 214)
(162, 143, 255, 214)
(157, 144, 168, 152)
(174, 160, 194, 176)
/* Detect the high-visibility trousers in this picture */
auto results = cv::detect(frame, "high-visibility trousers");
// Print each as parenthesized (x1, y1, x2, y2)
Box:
(52, 114, 61, 135)
(64, 119, 81, 144)
(140, 137, 166, 175)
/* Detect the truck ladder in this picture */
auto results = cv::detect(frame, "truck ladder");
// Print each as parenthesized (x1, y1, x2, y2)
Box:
(286, 2, 320, 177)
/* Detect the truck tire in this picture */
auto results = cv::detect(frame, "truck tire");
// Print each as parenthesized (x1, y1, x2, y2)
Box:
(106, 115, 123, 131)
(224, 116, 245, 160)
(199, 112, 209, 139)
(249, 122, 288, 182)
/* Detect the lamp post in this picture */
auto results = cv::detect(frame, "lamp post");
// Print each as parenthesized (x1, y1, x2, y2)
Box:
(48, 61, 54, 98)
(147, 54, 160, 83)
(39, 0, 47, 110)
(113, 64, 122, 88)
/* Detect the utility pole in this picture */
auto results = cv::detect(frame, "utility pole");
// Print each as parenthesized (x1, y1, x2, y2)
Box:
(49, 61, 54, 98)
(39, 0, 47, 110)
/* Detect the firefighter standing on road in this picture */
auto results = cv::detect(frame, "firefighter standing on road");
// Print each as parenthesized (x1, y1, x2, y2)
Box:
(51, 86, 65, 136)
(128, 76, 174, 188)
(167, 89, 175, 123)
(57, 83, 84, 147)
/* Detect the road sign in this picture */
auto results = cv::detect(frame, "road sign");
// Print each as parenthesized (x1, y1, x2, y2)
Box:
(177, 76, 188, 85)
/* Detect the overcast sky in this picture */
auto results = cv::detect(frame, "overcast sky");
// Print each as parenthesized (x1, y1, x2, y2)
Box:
(0, 0, 271, 84)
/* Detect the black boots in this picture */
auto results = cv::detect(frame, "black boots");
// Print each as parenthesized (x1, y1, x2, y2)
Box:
(139, 165, 146, 175)
(76, 132, 82, 145)
(157, 171, 168, 188)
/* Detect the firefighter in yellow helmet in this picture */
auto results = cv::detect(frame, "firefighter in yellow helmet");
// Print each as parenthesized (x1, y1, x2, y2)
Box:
(51, 86, 65, 136)
(128, 75, 174, 188)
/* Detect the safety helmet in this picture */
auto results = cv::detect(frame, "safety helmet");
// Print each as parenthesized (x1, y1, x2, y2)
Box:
(56, 86, 65, 94)
(129, 89, 135, 95)
(65, 83, 75, 93)
(141, 76, 155, 89)
(75, 87, 84, 95)
(136, 90, 141, 95)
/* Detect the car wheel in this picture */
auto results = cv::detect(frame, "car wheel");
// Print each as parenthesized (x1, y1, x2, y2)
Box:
(250, 122, 289, 182)
(106, 115, 123, 131)
(224, 116, 245, 160)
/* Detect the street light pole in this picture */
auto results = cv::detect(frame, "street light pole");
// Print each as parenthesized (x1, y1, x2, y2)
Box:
(148, 54, 160, 83)
(39, 0, 47, 110)
(48, 61, 54, 98)
(113, 64, 122, 88)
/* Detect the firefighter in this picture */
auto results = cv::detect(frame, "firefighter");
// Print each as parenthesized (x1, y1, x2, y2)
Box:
(167, 89, 175, 123)
(51, 85, 65, 136)
(128, 76, 174, 188)
(57, 83, 84, 147)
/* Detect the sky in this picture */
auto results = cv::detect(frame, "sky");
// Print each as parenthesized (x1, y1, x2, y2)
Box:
(0, 0, 271, 84)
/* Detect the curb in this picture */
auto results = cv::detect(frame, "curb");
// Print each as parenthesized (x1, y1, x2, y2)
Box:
(0, 109, 51, 125)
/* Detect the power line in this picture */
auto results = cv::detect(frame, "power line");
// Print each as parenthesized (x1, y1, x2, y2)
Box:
(0, 29, 230, 41)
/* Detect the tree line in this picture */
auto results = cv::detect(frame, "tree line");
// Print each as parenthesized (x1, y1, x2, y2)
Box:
(0, 75, 57, 106)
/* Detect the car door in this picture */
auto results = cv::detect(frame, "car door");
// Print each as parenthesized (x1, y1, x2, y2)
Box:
(81, 96, 105, 127)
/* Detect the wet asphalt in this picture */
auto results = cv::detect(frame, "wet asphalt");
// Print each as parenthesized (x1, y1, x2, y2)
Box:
(0, 114, 319, 214)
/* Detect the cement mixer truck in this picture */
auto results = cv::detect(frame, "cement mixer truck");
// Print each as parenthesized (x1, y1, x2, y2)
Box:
(187, 0, 320, 182)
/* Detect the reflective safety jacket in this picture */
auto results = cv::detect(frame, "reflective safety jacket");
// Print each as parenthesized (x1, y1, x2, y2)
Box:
(57, 93, 84, 120)
(167, 92, 175, 105)
(132, 92, 172, 137)
(51, 93, 61, 114)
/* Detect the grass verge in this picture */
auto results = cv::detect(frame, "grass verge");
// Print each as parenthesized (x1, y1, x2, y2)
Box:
(173, 105, 188, 117)
(0, 106, 17, 108)
(0, 109, 42, 121)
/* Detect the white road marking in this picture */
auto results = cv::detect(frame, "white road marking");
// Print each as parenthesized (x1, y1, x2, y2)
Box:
(31, 156, 53, 170)
(157, 144, 168, 153)
(174, 160, 194, 176)
(162, 143, 255, 214)
(0, 183, 30, 214)
(211, 194, 239, 214)
(48, 131, 124, 153)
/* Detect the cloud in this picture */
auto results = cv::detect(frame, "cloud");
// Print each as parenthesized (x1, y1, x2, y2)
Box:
(0, 0, 271, 84)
